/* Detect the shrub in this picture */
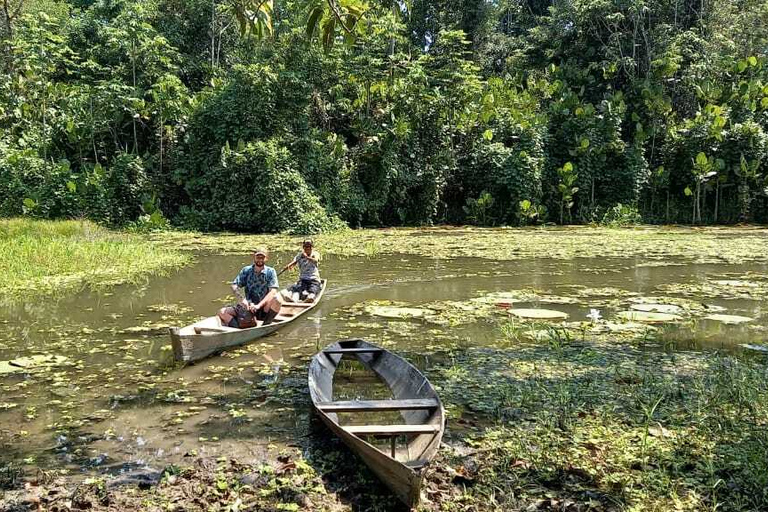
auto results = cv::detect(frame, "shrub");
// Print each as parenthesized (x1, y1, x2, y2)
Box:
(180, 139, 345, 233)
(600, 203, 643, 227)
(463, 192, 496, 226)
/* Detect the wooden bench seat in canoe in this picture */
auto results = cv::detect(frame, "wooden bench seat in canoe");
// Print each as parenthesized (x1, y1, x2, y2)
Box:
(316, 398, 439, 413)
(342, 424, 441, 436)
(323, 348, 384, 354)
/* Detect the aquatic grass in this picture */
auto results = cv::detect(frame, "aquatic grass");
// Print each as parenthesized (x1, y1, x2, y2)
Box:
(432, 345, 768, 511)
(152, 225, 768, 265)
(0, 218, 189, 300)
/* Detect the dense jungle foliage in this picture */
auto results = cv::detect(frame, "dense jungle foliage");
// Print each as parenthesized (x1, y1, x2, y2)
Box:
(2, 0, 768, 231)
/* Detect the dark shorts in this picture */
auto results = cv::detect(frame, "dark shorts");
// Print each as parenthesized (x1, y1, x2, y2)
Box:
(289, 279, 321, 295)
(224, 304, 269, 328)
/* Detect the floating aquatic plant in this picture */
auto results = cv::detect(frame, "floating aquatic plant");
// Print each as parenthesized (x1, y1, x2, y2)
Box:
(508, 309, 569, 320)
(703, 314, 754, 324)
(616, 311, 683, 323)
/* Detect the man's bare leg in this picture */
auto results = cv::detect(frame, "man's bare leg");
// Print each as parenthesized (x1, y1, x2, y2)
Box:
(218, 306, 236, 326)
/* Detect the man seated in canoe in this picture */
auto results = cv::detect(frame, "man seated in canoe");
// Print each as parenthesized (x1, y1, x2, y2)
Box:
(280, 239, 321, 302)
(217, 248, 281, 328)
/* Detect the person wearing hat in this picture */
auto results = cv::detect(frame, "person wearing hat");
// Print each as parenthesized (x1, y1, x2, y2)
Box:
(217, 248, 281, 328)
(280, 239, 321, 302)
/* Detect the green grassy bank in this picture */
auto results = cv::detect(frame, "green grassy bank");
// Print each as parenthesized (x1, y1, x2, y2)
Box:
(0, 218, 189, 300)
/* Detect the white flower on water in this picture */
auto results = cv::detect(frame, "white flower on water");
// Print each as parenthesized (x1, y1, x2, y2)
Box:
(587, 309, 602, 323)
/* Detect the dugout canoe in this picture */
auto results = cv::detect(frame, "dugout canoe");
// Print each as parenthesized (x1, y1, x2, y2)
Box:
(169, 279, 326, 362)
(308, 339, 445, 509)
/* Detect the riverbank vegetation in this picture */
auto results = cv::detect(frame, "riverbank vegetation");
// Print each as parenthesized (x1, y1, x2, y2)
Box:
(3, 320, 767, 511)
(155, 225, 768, 264)
(2, 0, 768, 232)
(0, 218, 189, 299)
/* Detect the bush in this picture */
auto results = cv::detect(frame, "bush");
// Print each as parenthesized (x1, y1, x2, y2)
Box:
(102, 153, 150, 226)
(0, 147, 85, 219)
(463, 192, 496, 226)
(600, 203, 643, 227)
(179, 139, 345, 233)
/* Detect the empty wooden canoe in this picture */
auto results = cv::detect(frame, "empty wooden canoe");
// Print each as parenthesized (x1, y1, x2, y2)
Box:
(169, 279, 326, 362)
(308, 339, 445, 509)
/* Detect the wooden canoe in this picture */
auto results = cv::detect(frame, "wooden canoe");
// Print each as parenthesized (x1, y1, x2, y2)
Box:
(308, 339, 445, 509)
(169, 279, 327, 362)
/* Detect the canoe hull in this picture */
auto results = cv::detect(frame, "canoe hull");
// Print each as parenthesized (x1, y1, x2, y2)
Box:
(170, 279, 326, 363)
(309, 339, 445, 509)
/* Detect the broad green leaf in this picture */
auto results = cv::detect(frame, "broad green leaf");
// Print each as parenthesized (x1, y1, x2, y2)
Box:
(695, 152, 708, 167)
(482, 129, 493, 141)
(307, 5, 323, 38)
(684, 186, 693, 196)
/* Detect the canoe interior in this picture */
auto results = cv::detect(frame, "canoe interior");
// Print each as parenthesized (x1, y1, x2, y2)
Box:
(308, 339, 445, 509)
(170, 279, 326, 362)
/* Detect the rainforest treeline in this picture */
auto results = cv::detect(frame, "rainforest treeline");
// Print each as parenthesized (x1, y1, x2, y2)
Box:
(1, 0, 768, 232)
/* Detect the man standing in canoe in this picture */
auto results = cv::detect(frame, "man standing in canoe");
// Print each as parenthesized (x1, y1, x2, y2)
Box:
(218, 248, 281, 328)
(281, 239, 321, 302)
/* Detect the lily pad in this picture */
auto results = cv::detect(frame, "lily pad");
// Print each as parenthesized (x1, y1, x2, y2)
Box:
(0, 361, 18, 374)
(0, 354, 68, 374)
(366, 306, 433, 319)
(630, 304, 683, 314)
(616, 311, 682, 323)
(703, 314, 754, 324)
(508, 309, 568, 320)
(712, 280, 759, 288)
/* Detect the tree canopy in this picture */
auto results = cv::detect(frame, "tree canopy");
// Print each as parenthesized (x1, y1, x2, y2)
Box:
(2, 0, 768, 231)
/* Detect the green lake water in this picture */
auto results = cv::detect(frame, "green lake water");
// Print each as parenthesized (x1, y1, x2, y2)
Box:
(1, 251, 766, 479)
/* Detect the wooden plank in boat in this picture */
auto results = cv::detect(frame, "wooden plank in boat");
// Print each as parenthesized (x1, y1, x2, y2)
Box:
(194, 326, 240, 334)
(342, 424, 440, 436)
(323, 348, 383, 354)
(317, 399, 439, 412)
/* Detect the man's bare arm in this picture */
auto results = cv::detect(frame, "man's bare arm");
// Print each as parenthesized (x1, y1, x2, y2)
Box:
(231, 283, 246, 303)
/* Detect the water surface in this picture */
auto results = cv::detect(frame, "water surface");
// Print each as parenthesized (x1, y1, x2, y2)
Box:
(1, 251, 766, 477)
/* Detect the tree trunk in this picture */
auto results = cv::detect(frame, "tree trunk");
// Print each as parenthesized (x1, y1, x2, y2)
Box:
(2, 0, 22, 41)
(665, 189, 670, 223)
(211, 0, 216, 67)
(132, 41, 138, 153)
(692, 184, 697, 224)
(91, 98, 98, 163)
(738, 177, 750, 223)
(159, 116, 163, 176)
(714, 180, 719, 223)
